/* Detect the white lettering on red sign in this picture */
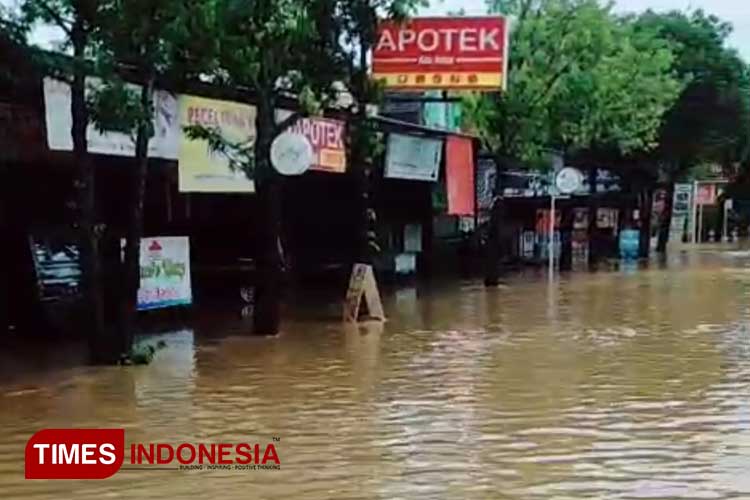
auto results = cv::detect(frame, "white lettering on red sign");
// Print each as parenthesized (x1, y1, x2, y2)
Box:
(376, 27, 501, 53)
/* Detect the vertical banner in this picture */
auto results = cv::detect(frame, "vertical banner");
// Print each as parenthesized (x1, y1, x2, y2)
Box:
(445, 136, 475, 216)
(671, 183, 693, 240)
(178, 95, 256, 193)
(476, 158, 497, 211)
(137, 237, 192, 311)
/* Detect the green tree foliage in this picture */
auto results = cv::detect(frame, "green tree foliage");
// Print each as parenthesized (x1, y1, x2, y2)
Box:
(634, 10, 750, 178)
(183, 0, 421, 334)
(466, 0, 682, 166)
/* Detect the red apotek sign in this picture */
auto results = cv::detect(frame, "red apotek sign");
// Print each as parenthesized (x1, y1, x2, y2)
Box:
(372, 17, 508, 90)
(25, 429, 281, 479)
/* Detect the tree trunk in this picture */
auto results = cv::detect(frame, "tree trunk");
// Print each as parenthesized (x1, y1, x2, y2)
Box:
(638, 188, 653, 259)
(656, 181, 675, 254)
(120, 76, 155, 355)
(484, 198, 503, 286)
(587, 168, 600, 268)
(252, 93, 283, 336)
(71, 22, 110, 363)
(484, 159, 504, 286)
(353, 121, 373, 266)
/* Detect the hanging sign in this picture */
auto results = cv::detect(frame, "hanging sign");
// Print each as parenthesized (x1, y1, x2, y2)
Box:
(385, 133, 442, 181)
(373, 17, 508, 90)
(286, 116, 347, 173)
(343, 264, 385, 323)
(271, 132, 314, 176)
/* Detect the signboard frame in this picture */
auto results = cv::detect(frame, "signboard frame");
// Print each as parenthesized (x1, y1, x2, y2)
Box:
(384, 132, 443, 181)
(372, 16, 509, 91)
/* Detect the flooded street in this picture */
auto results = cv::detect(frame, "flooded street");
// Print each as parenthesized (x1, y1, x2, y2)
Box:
(3, 249, 750, 499)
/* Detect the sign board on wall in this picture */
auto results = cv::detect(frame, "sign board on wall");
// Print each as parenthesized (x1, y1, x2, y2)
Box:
(178, 95, 256, 193)
(44, 78, 179, 159)
(281, 113, 347, 173)
(373, 17, 508, 90)
(385, 133, 442, 181)
(696, 184, 717, 206)
(135, 237, 192, 311)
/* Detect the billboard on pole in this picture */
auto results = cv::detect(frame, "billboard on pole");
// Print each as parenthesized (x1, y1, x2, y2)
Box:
(372, 17, 508, 91)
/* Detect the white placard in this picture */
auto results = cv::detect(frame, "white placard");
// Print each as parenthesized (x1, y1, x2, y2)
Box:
(271, 132, 313, 176)
(136, 237, 192, 311)
(44, 78, 179, 159)
(385, 133, 442, 181)
(555, 167, 584, 194)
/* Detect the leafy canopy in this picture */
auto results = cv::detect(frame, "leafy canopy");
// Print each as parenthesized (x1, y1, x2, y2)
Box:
(466, 0, 683, 167)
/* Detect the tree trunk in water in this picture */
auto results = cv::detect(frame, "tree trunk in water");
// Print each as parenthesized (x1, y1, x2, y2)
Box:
(484, 199, 503, 286)
(484, 160, 505, 287)
(120, 77, 155, 355)
(587, 168, 600, 269)
(638, 188, 653, 259)
(656, 182, 675, 254)
(252, 95, 283, 336)
(71, 22, 110, 363)
(353, 121, 373, 266)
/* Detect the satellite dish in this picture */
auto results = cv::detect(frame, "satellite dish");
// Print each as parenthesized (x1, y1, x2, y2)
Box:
(271, 132, 314, 176)
(555, 167, 584, 195)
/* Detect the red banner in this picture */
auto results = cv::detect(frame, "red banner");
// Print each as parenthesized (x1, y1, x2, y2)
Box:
(696, 184, 717, 206)
(446, 136, 475, 216)
(373, 17, 508, 90)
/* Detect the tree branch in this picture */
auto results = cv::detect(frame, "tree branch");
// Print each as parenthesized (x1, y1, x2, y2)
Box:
(37, 0, 73, 37)
(527, 60, 573, 110)
(274, 111, 306, 137)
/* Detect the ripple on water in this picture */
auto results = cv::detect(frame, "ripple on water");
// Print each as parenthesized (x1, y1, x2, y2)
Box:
(2, 255, 750, 498)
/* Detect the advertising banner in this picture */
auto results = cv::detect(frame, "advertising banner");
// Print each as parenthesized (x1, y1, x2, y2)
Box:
(136, 237, 192, 311)
(282, 113, 347, 173)
(673, 184, 692, 215)
(385, 133, 442, 181)
(178, 95, 257, 193)
(44, 78, 179, 159)
(445, 136, 475, 216)
(373, 17, 508, 90)
(696, 184, 717, 206)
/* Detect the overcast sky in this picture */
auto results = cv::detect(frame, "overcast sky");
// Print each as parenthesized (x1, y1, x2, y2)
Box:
(425, 0, 750, 60)
(2, 0, 749, 60)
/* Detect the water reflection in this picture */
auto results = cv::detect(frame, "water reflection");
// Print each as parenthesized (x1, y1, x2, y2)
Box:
(2, 249, 750, 498)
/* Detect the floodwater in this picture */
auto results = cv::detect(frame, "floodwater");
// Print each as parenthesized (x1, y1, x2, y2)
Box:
(3, 249, 750, 499)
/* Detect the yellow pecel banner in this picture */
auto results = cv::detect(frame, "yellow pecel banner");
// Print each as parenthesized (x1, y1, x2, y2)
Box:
(178, 95, 257, 193)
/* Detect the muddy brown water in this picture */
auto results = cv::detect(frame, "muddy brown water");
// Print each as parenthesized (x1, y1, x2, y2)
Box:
(3, 249, 750, 499)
